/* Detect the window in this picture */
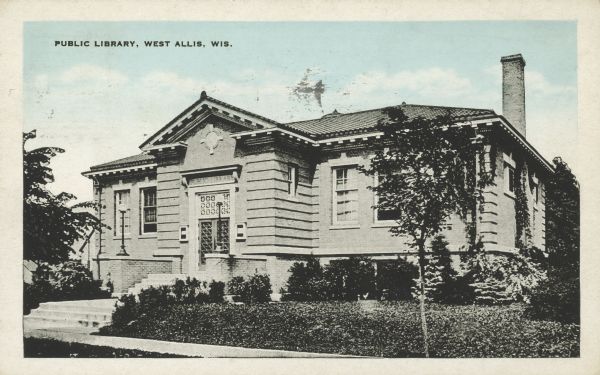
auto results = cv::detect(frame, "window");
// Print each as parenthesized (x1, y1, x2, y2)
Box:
(374, 173, 401, 222)
(140, 187, 157, 234)
(286, 164, 298, 197)
(503, 152, 516, 195)
(333, 167, 358, 224)
(114, 190, 130, 235)
(505, 165, 516, 193)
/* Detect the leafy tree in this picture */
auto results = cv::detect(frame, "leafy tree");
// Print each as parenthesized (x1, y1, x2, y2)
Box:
(545, 157, 580, 275)
(23, 130, 102, 264)
(361, 107, 494, 357)
(525, 157, 579, 323)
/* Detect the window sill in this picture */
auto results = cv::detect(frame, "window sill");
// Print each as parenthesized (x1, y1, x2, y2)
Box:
(371, 221, 397, 228)
(139, 233, 157, 238)
(329, 224, 360, 230)
(504, 191, 516, 200)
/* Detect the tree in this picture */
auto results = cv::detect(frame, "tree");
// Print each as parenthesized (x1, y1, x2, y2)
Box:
(361, 107, 493, 357)
(545, 157, 579, 275)
(524, 156, 580, 323)
(23, 130, 102, 265)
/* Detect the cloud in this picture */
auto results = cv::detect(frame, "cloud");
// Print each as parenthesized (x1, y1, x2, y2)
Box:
(526, 70, 576, 96)
(25, 63, 578, 201)
(483, 63, 575, 98)
(341, 68, 474, 99)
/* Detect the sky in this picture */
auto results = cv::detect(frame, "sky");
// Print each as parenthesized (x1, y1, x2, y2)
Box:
(23, 21, 577, 202)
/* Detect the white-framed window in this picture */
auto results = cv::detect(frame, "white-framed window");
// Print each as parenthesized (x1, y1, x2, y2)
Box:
(374, 173, 401, 222)
(140, 187, 157, 234)
(285, 164, 298, 197)
(333, 166, 359, 224)
(114, 190, 130, 235)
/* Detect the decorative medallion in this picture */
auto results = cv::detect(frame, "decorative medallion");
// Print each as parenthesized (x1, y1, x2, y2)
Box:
(199, 124, 224, 155)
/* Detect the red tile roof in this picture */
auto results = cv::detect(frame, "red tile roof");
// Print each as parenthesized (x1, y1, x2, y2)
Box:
(283, 104, 496, 138)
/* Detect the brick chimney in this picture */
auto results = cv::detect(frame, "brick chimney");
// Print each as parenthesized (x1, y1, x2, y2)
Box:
(501, 54, 526, 137)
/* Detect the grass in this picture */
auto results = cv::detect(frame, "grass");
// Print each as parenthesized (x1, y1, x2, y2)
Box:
(24, 337, 194, 358)
(99, 301, 579, 358)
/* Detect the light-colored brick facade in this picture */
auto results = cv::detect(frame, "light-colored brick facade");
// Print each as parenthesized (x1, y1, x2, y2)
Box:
(84, 54, 552, 293)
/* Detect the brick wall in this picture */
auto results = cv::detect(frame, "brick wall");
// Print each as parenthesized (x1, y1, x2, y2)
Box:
(94, 258, 173, 293)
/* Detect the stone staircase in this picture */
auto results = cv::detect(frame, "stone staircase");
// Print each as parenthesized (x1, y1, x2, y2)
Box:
(24, 299, 117, 330)
(124, 273, 187, 296)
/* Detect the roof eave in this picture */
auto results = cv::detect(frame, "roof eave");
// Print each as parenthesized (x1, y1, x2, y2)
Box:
(83, 163, 158, 178)
(458, 115, 554, 173)
(139, 94, 282, 150)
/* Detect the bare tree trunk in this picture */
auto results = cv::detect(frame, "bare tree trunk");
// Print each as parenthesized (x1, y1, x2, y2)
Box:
(417, 242, 430, 358)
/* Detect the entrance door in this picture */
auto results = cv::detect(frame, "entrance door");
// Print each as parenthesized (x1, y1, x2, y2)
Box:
(198, 218, 230, 264)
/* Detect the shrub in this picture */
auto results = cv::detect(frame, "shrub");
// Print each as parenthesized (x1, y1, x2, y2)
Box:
(137, 285, 173, 313)
(376, 258, 418, 300)
(208, 280, 225, 303)
(464, 251, 546, 304)
(24, 261, 110, 314)
(227, 274, 273, 303)
(286, 257, 327, 301)
(471, 279, 514, 305)
(525, 271, 579, 324)
(227, 276, 246, 296)
(245, 274, 272, 303)
(324, 257, 376, 300)
(438, 274, 475, 305)
(112, 294, 138, 328)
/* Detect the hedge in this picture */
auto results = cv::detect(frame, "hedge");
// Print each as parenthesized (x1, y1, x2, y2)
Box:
(100, 301, 579, 358)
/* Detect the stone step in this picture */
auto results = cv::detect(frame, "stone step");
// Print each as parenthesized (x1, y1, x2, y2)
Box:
(146, 273, 186, 281)
(38, 300, 116, 313)
(39, 298, 117, 307)
(24, 315, 110, 329)
(30, 308, 113, 321)
(126, 275, 185, 295)
(26, 299, 117, 331)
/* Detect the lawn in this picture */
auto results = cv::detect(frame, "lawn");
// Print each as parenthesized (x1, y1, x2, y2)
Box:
(98, 301, 579, 358)
(24, 337, 193, 358)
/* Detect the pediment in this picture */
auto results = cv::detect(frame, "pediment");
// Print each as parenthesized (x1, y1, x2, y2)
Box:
(139, 92, 279, 151)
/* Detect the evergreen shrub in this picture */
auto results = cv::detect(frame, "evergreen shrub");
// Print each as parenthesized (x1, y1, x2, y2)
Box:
(376, 258, 418, 300)
(323, 257, 376, 300)
(208, 280, 225, 303)
(286, 257, 326, 301)
(227, 274, 273, 303)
